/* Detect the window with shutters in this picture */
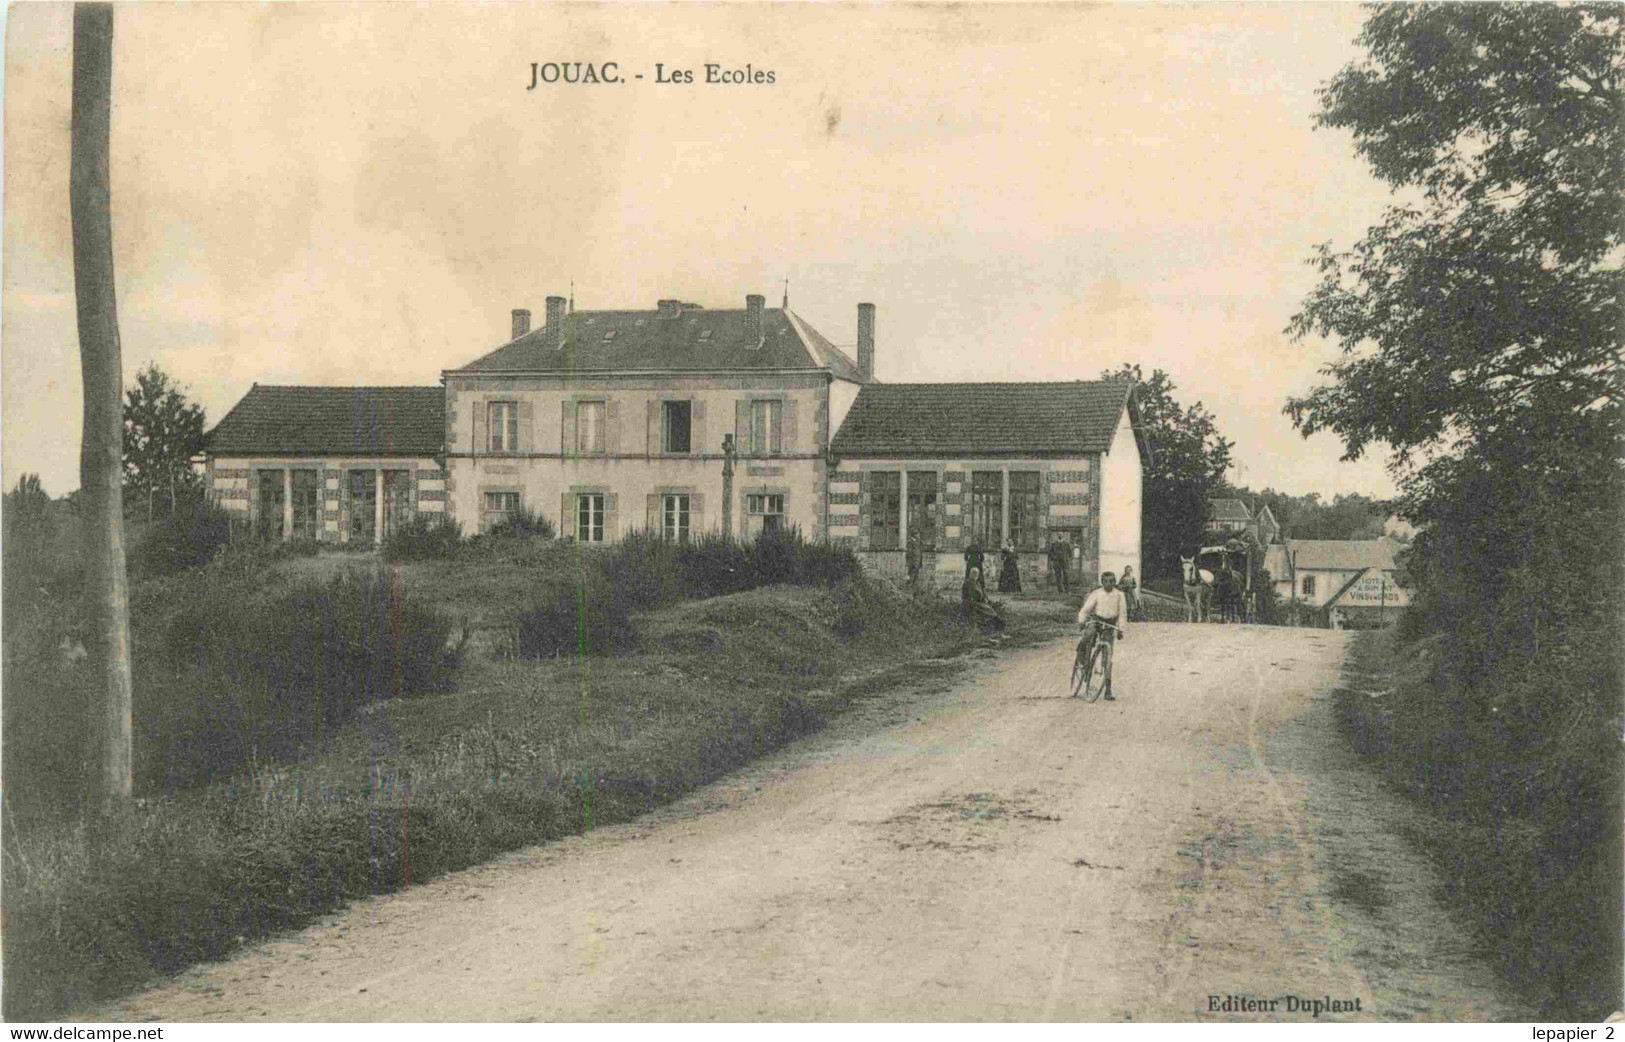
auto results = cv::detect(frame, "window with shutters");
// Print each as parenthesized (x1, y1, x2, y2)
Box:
(488, 401, 519, 453)
(577, 401, 606, 455)
(749, 399, 781, 455)
(577, 493, 606, 543)
(970, 471, 1002, 546)
(662, 494, 691, 543)
(484, 491, 520, 533)
(1302, 575, 1316, 597)
(907, 471, 937, 551)
(663, 401, 692, 453)
(747, 493, 785, 533)
(1010, 471, 1041, 550)
(869, 472, 901, 550)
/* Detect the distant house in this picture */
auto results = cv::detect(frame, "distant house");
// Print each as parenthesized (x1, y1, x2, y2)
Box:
(204, 385, 446, 542)
(1204, 497, 1252, 538)
(1264, 538, 1411, 624)
(1255, 503, 1281, 545)
(827, 379, 1147, 584)
(441, 294, 869, 542)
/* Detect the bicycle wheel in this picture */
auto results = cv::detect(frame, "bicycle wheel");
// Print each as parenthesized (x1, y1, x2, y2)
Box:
(1070, 650, 1088, 697)
(1082, 643, 1109, 702)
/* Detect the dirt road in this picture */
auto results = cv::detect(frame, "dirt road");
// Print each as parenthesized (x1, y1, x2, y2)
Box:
(99, 623, 1518, 1022)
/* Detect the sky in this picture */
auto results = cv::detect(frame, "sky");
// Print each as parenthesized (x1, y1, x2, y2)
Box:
(4, 2, 1403, 501)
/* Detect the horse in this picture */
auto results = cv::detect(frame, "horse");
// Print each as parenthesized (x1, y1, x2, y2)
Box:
(1180, 555, 1212, 623)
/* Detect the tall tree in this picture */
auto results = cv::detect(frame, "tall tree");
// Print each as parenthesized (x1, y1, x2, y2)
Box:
(123, 362, 206, 519)
(1104, 364, 1234, 580)
(1285, 4, 1622, 461)
(1287, 11, 1623, 1013)
(71, 2, 133, 808)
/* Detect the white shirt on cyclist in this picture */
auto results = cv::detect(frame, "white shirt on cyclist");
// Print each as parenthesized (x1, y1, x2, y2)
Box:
(1078, 588, 1129, 627)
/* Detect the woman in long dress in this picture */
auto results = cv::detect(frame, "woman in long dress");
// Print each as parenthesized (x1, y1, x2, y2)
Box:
(998, 539, 1022, 593)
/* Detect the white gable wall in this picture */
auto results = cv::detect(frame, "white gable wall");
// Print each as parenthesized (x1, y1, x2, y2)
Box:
(1097, 407, 1142, 583)
(828, 377, 862, 437)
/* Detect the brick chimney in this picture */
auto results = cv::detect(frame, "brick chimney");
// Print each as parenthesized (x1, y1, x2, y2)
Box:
(857, 302, 875, 382)
(745, 293, 765, 346)
(657, 299, 682, 319)
(511, 308, 531, 340)
(543, 295, 567, 351)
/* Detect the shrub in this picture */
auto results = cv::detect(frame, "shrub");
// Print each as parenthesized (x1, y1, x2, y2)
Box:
(383, 516, 464, 562)
(599, 530, 683, 610)
(137, 568, 461, 790)
(515, 574, 635, 659)
(823, 577, 896, 640)
(129, 501, 240, 577)
(674, 532, 753, 598)
(488, 508, 554, 540)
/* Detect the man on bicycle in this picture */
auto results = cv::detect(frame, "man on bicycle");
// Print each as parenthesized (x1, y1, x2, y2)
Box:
(1077, 571, 1130, 700)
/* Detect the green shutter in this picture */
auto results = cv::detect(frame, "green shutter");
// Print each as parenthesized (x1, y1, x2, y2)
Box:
(605, 493, 618, 542)
(474, 400, 488, 455)
(692, 399, 707, 457)
(647, 493, 659, 532)
(607, 399, 622, 455)
(518, 399, 534, 452)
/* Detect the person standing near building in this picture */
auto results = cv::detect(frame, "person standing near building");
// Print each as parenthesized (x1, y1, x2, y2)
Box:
(964, 539, 985, 580)
(1119, 565, 1141, 620)
(906, 525, 923, 584)
(1047, 537, 1070, 592)
(998, 539, 1022, 593)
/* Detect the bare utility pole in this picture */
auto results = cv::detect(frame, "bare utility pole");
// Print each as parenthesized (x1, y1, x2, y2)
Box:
(71, 2, 134, 808)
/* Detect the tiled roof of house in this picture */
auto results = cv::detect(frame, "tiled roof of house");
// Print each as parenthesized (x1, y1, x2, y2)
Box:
(451, 306, 864, 377)
(205, 385, 444, 457)
(830, 380, 1136, 457)
(1206, 498, 1253, 522)
(1285, 539, 1402, 572)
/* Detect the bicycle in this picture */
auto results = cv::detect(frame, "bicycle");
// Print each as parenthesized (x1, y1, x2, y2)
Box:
(1070, 618, 1123, 701)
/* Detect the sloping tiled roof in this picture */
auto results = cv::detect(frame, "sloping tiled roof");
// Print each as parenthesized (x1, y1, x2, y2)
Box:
(1286, 539, 1401, 572)
(451, 306, 858, 375)
(205, 385, 444, 457)
(830, 380, 1134, 457)
(1206, 498, 1253, 522)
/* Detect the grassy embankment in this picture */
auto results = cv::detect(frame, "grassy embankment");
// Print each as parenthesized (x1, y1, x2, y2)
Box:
(1335, 627, 1623, 1020)
(2, 529, 1057, 1021)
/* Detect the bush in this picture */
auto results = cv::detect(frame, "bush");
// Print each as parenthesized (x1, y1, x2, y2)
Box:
(126, 568, 459, 792)
(129, 501, 240, 577)
(488, 508, 554, 540)
(515, 575, 635, 659)
(675, 532, 754, 598)
(383, 516, 464, 562)
(599, 530, 684, 610)
(820, 577, 904, 640)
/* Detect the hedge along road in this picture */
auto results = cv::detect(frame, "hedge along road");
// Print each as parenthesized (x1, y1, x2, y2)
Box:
(97, 623, 1520, 1022)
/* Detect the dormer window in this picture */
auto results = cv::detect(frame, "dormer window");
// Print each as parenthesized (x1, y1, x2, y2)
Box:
(603, 330, 617, 341)
(697, 329, 713, 342)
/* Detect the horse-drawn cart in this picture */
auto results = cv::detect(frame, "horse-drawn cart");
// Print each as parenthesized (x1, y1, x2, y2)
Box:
(1182, 538, 1264, 623)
